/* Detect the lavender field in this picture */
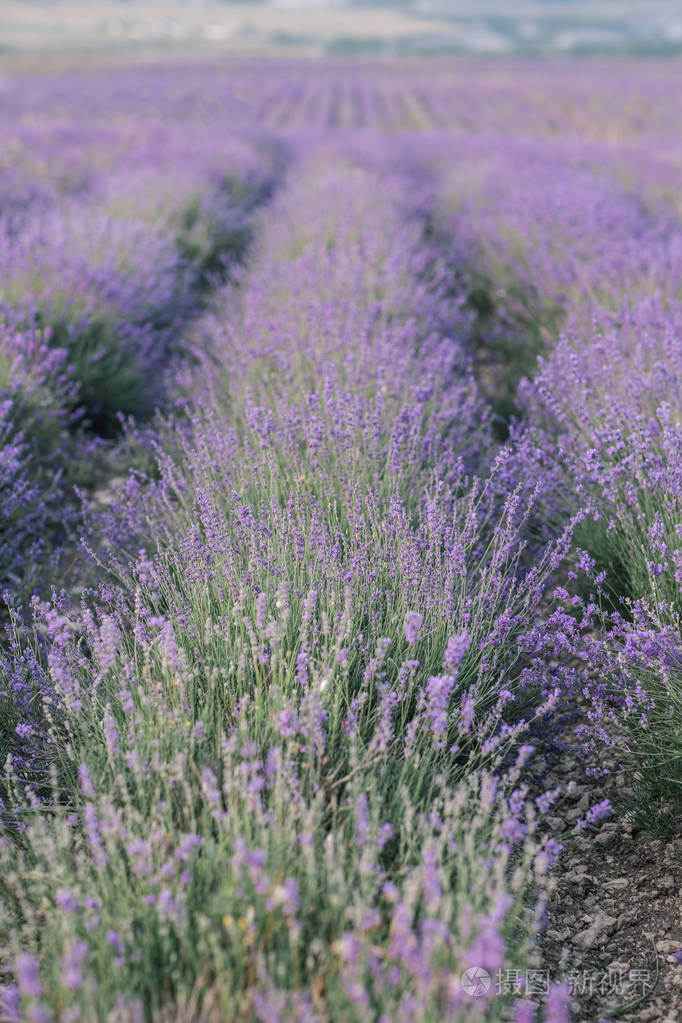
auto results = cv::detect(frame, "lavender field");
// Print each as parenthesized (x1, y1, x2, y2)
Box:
(1, 59, 682, 1022)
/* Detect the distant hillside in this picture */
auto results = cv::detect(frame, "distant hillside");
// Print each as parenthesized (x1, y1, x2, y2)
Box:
(2, 0, 682, 57)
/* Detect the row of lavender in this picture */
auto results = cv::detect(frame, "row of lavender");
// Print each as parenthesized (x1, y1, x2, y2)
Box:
(5, 62, 682, 138)
(0, 97, 283, 599)
(0, 119, 582, 1019)
(1, 63, 681, 1020)
(430, 131, 682, 831)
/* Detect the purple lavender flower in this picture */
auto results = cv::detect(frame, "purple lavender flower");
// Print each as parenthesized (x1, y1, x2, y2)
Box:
(55, 889, 79, 914)
(444, 630, 470, 671)
(277, 707, 298, 739)
(78, 764, 95, 799)
(582, 798, 612, 827)
(500, 817, 526, 845)
(60, 941, 88, 989)
(0, 985, 21, 1023)
(513, 998, 536, 1023)
(15, 954, 42, 1000)
(544, 982, 571, 1023)
(377, 822, 394, 850)
(403, 611, 423, 644)
(107, 931, 124, 955)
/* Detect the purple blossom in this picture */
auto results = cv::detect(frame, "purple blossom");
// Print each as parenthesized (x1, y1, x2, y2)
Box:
(403, 611, 423, 644)
(377, 822, 394, 850)
(500, 817, 526, 845)
(509, 789, 526, 816)
(426, 674, 455, 741)
(544, 982, 571, 1023)
(55, 889, 79, 914)
(15, 954, 42, 1000)
(582, 798, 612, 827)
(513, 1000, 536, 1023)
(459, 693, 476, 735)
(174, 833, 202, 862)
(276, 707, 298, 739)
(444, 630, 470, 671)
(107, 931, 124, 955)
(61, 941, 88, 989)
(0, 986, 21, 1022)
(78, 764, 95, 799)
(535, 787, 561, 815)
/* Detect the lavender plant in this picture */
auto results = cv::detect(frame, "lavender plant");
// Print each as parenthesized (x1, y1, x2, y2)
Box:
(518, 316, 682, 829)
(1, 146, 572, 1022)
(432, 139, 677, 426)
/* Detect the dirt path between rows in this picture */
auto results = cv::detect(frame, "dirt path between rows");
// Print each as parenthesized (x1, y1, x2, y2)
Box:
(531, 708, 682, 1022)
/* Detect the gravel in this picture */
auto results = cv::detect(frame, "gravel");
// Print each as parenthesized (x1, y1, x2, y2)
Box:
(528, 703, 682, 1021)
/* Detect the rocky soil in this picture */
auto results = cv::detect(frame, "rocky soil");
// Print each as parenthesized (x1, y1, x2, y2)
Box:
(533, 715, 682, 1022)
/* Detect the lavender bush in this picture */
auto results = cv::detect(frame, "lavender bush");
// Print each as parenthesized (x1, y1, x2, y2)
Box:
(0, 324, 76, 594)
(515, 302, 682, 831)
(0, 141, 280, 430)
(431, 138, 681, 425)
